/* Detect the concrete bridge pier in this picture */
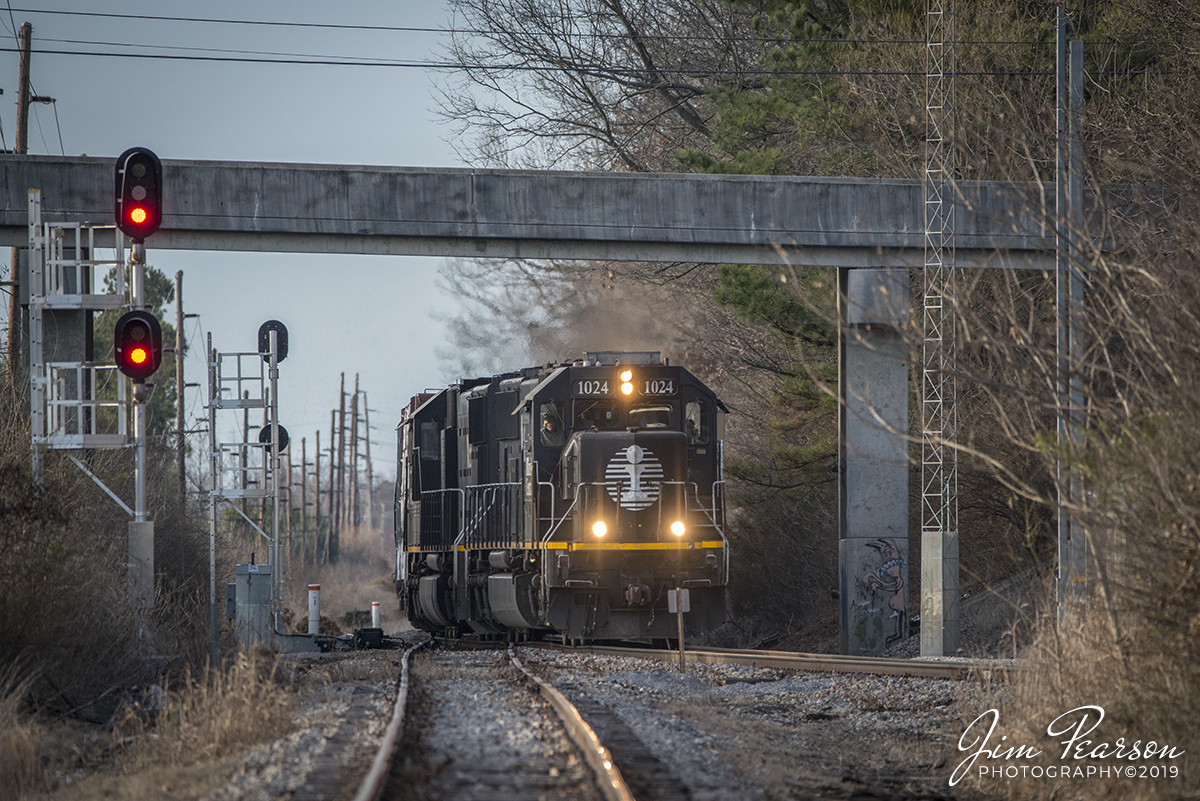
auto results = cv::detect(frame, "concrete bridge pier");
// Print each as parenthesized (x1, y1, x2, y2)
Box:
(838, 268, 910, 656)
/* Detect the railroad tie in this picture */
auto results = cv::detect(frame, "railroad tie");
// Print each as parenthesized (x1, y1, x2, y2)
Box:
(291, 685, 379, 801)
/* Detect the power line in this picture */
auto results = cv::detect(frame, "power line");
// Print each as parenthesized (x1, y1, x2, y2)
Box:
(39, 36, 426, 64)
(0, 45, 1061, 77)
(10, 7, 455, 34)
(9, 7, 1076, 47)
(34, 34, 1072, 67)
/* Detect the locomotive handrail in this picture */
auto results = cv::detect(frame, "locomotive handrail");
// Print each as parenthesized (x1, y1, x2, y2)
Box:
(653, 479, 702, 540)
(461, 482, 523, 545)
(642, 479, 726, 537)
(539, 481, 618, 544)
(711, 480, 730, 578)
(418, 487, 464, 551)
(536, 480, 558, 534)
(461, 485, 502, 543)
(541, 493, 582, 544)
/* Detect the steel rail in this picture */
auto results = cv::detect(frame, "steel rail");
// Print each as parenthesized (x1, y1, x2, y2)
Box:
(441, 637, 1019, 680)
(538, 641, 1019, 680)
(508, 645, 635, 801)
(351, 641, 426, 801)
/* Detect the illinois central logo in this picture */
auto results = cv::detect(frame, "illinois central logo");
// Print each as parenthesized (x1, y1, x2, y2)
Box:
(604, 445, 664, 510)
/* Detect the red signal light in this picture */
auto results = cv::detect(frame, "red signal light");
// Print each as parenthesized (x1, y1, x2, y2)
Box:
(115, 148, 162, 242)
(114, 310, 162, 383)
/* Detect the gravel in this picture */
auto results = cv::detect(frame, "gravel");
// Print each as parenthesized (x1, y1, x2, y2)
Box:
(387, 648, 604, 801)
(524, 649, 988, 800)
(202, 651, 400, 801)
(58, 640, 989, 801)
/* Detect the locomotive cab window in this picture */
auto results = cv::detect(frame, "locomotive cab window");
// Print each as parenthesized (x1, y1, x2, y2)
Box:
(629, 404, 672, 429)
(419, 421, 440, 460)
(539, 401, 565, 446)
(575, 399, 623, 430)
(685, 400, 711, 445)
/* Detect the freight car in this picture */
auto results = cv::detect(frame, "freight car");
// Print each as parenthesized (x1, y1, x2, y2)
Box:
(394, 352, 728, 641)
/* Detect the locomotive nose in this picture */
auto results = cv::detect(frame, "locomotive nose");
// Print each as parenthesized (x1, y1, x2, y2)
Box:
(571, 429, 688, 540)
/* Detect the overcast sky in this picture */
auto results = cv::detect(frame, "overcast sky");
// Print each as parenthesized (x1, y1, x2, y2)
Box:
(1, 1, 476, 480)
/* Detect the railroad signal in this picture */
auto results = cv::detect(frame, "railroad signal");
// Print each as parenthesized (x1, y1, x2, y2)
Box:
(258, 424, 290, 454)
(115, 147, 163, 242)
(258, 319, 289, 363)
(114, 310, 163, 383)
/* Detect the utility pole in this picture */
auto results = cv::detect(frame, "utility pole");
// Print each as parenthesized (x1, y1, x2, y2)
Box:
(6, 22, 32, 380)
(260, 390, 269, 529)
(350, 374, 360, 527)
(175, 271, 186, 508)
(363, 392, 374, 530)
(314, 429, 322, 564)
(300, 436, 308, 567)
(328, 409, 337, 562)
(285, 442, 293, 570)
(242, 391, 250, 529)
(336, 373, 347, 537)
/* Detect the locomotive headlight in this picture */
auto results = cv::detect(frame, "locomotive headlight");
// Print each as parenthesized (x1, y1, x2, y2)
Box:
(592, 520, 607, 537)
(620, 370, 634, 395)
(621, 382, 634, 395)
(620, 370, 633, 382)
(670, 520, 686, 537)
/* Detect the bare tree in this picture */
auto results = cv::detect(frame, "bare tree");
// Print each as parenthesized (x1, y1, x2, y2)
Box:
(437, 0, 768, 170)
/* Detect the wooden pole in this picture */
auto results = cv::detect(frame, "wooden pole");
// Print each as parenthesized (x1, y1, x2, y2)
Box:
(329, 408, 337, 562)
(314, 429, 323, 565)
(363, 392, 374, 530)
(301, 436, 308, 567)
(175, 271, 185, 508)
(7, 22, 32, 381)
(260, 388, 269, 529)
(350, 374, 360, 527)
(286, 441, 293, 569)
(241, 391, 250, 531)
(336, 373, 346, 542)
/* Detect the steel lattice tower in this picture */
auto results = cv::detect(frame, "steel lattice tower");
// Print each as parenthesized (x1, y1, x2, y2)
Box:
(921, 0, 960, 656)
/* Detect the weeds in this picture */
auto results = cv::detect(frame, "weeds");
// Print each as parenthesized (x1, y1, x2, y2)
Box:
(0, 666, 44, 801)
(115, 650, 294, 771)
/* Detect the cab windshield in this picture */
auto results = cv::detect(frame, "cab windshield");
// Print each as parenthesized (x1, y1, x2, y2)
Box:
(629, 404, 672, 429)
(575, 400, 623, 430)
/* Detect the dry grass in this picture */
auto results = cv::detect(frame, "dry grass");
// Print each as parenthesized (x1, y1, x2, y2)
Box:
(298, 653, 399, 685)
(282, 523, 408, 635)
(0, 666, 45, 801)
(964, 610, 1198, 801)
(114, 649, 295, 772)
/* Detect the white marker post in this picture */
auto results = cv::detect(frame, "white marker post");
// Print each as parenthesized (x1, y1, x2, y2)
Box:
(308, 584, 320, 635)
(371, 601, 381, 629)
(669, 588, 690, 673)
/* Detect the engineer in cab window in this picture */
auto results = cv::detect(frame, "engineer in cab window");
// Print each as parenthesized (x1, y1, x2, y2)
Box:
(540, 403, 565, 446)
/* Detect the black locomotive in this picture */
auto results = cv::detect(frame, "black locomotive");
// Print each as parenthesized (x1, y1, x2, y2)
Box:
(394, 352, 728, 641)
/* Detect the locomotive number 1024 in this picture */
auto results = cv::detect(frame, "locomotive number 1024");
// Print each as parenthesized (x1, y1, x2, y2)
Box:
(640, 379, 675, 395)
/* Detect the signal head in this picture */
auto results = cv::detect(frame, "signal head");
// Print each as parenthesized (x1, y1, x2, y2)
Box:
(114, 310, 163, 383)
(115, 147, 163, 242)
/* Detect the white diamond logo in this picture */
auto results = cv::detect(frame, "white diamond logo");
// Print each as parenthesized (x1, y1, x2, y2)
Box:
(604, 445, 663, 510)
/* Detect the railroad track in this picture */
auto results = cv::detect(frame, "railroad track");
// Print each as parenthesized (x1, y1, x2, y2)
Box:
(340, 641, 688, 801)
(544, 642, 1018, 680)
(444, 637, 1020, 680)
(296, 637, 1002, 800)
